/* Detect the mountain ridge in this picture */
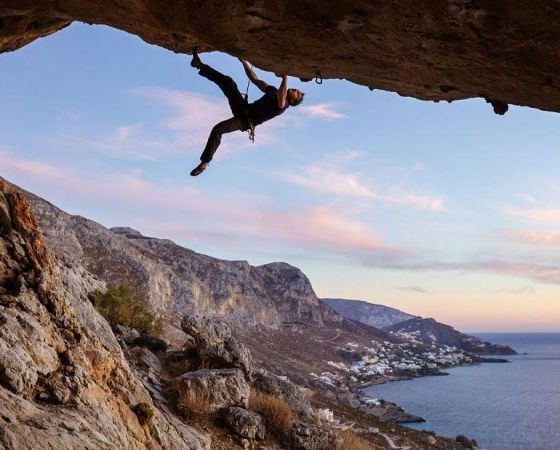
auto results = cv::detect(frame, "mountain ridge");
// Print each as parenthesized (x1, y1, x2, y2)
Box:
(20, 184, 347, 346)
(321, 298, 417, 329)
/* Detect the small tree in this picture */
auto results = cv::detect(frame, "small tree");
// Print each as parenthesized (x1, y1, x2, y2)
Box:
(89, 284, 161, 336)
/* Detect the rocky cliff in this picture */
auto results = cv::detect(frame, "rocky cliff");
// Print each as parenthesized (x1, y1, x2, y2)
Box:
(23, 187, 340, 346)
(2, 1, 560, 113)
(0, 178, 211, 449)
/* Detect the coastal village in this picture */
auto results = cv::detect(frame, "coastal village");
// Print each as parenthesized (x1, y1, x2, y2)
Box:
(311, 329, 477, 389)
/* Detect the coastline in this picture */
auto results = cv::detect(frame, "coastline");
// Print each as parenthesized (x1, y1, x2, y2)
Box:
(351, 354, 511, 424)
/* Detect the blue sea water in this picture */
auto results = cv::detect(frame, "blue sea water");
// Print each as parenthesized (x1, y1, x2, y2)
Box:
(364, 333, 560, 450)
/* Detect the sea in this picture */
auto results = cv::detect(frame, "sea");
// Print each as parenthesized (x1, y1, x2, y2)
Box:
(364, 333, 560, 450)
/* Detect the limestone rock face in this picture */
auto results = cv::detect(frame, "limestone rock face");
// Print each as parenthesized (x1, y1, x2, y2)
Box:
(0, 178, 211, 450)
(23, 188, 333, 346)
(2, 1, 560, 112)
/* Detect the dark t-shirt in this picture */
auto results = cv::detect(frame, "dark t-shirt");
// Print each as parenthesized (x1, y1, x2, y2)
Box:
(247, 85, 288, 126)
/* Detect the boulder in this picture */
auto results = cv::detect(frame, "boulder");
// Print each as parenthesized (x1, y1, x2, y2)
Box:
(291, 422, 340, 450)
(181, 315, 252, 376)
(177, 368, 250, 414)
(223, 407, 266, 440)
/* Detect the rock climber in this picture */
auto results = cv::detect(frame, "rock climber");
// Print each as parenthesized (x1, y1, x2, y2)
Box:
(189, 48, 305, 176)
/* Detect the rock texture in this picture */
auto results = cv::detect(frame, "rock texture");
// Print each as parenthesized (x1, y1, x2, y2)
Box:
(291, 422, 340, 450)
(181, 315, 253, 377)
(0, 178, 211, 449)
(23, 187, 340, 345)
(3, 1, 560, 112)
(223, 407, 266, 440)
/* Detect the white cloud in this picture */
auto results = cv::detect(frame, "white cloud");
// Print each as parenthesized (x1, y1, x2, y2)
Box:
(298, 103, 346, 120)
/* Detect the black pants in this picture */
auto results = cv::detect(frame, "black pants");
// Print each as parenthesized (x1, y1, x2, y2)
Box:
(198, 64, 247, 163)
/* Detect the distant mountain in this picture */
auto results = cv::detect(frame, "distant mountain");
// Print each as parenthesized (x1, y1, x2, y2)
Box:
(321, 298, 416, 329)
(321, 298, 516, 355)
(385, 317, 517, 355)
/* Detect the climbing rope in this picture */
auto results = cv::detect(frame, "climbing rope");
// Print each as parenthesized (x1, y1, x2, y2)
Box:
(243, 77, 251, 102)
(314, 71, 323, 84)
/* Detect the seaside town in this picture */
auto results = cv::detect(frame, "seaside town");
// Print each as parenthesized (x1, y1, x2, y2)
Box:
(311, 330, 480, 389)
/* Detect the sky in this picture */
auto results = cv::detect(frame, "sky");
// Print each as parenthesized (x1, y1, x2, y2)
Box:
(1, 23, 559, 332)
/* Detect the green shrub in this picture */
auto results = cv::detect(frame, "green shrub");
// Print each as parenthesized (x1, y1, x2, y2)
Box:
(89, 284, 161, 336)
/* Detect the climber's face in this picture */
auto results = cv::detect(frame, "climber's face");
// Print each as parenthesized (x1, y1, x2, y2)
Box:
(287, 88, 305, 106)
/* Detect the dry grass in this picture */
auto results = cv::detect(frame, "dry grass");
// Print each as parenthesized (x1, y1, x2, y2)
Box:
(249, 389, 294, 436)
(175, 382, 214, 417)
(338, 429, 374, 450)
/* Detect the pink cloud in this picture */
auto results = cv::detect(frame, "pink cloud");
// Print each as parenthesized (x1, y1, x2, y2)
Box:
(273, 165, 445, 211)
(370, 259, 560, 285)
(130, 87, 280, 151)
(0, 153, 398, 260)
(258, 207, 394, 255)
(500, 229, 560, 247)
(504, 206, 560, 226)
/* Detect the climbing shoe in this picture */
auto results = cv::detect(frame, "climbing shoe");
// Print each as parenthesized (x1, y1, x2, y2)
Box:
(190, 47, 202, 69)
(190, 162, 208, 176)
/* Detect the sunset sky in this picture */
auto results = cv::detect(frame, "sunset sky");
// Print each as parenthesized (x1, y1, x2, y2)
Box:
(1, 24, 559, 332)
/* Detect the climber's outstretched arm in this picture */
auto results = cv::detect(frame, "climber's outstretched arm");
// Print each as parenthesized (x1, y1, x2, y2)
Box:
(239, 59, 269, 93)
(277, 75, 288, 109)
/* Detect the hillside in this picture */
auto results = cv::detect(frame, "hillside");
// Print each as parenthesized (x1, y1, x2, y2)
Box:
(322, 298, 416, 329)
(385, 317, 517, 355)
(24, 188, 345, 345)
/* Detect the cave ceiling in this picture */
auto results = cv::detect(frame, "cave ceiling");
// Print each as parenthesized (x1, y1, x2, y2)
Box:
(2, 1, 560, 113)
